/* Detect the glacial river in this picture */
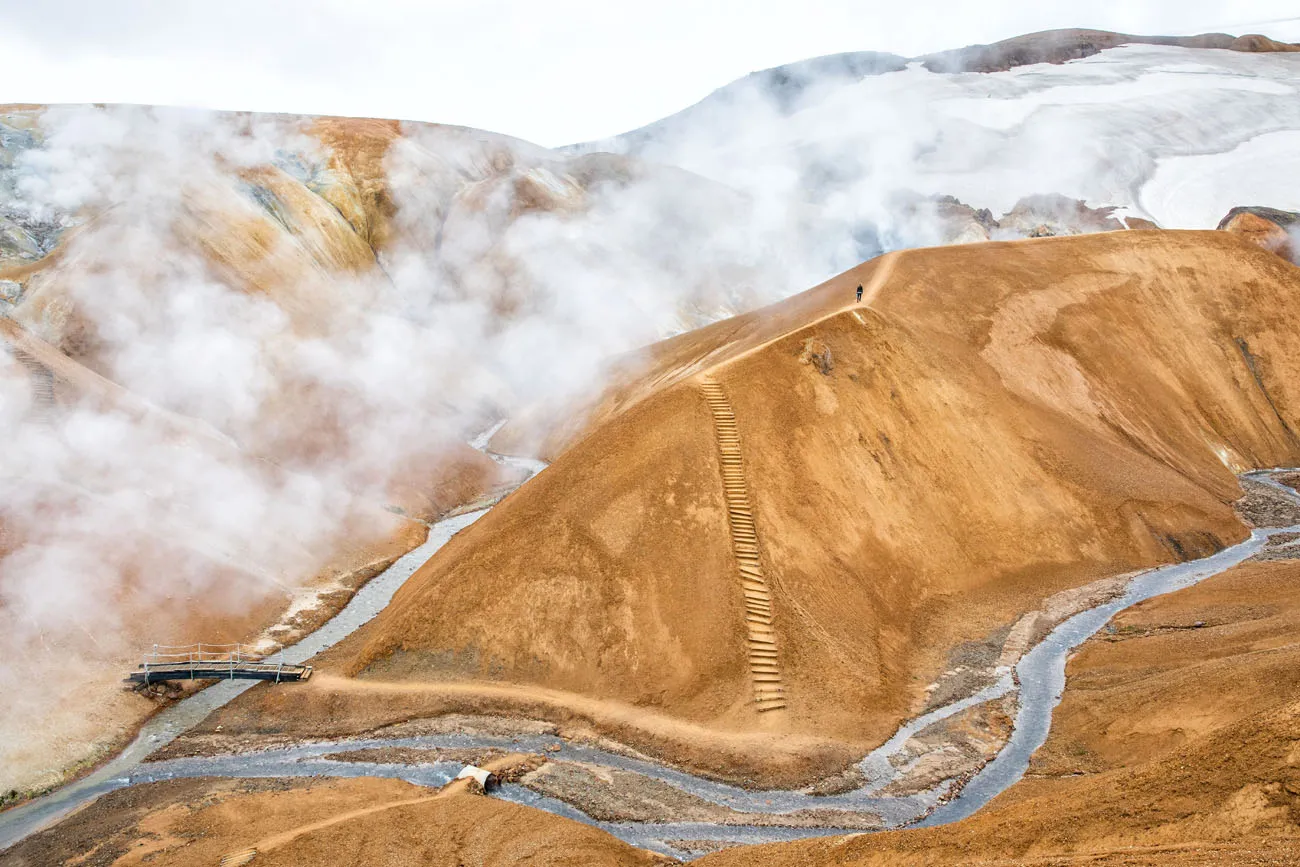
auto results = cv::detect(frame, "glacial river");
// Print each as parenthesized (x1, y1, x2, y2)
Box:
(1, 467, 1297, 859)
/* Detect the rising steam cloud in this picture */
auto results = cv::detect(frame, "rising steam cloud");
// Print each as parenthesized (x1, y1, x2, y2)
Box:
(3, 37, 1300, 794)
(0, 102, 834, 792)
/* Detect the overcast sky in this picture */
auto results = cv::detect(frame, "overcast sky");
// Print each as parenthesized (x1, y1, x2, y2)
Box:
(1, 1, 1298, 146)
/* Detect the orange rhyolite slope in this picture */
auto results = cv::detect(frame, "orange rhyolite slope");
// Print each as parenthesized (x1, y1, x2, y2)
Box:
(231, 232, 1300, 785)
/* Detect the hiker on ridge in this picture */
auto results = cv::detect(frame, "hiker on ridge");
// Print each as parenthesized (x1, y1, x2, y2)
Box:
(855, 284, 863, 302)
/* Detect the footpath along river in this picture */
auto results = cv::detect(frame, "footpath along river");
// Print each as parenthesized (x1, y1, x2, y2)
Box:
(2, 469, 1298, 858)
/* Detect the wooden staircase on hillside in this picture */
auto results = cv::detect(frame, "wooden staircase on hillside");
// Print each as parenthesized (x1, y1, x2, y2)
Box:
(13, 349, 55, 425)
(699, 376, 786, 713)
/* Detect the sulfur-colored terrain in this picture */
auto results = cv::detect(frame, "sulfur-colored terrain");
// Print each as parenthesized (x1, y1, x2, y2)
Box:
(194, 230, 1300, 790)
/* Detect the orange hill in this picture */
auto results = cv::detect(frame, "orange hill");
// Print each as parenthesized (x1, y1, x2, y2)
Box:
(17, 564, 1300, 866)
(234, 229, 1300, 782)
(698, 557, 1300, 866)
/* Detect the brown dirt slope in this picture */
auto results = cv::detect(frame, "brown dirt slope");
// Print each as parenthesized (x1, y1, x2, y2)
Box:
(17, 560, 1300, 865)
(227, 230, 1300, 783)
(0, 777, 668, 867)
(697, 558, 1300, 866)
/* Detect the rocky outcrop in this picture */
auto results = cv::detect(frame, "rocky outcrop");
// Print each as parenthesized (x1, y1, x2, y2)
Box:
(893, 192, 1129, 246)
(995, 194, 1125, 238)
(1217, 206, 1300, 263)
(920, 29, 1299, 74)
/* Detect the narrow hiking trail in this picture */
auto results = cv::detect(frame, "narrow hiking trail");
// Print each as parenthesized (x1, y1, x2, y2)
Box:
(699, 376, 786, 713)
(216, 756, 538, 865)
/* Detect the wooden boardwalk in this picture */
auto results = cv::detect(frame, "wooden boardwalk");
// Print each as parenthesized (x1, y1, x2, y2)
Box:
(126, 644, 312, 684)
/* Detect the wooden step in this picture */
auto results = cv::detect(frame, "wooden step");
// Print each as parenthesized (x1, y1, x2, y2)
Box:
(704, 376, 789, 715)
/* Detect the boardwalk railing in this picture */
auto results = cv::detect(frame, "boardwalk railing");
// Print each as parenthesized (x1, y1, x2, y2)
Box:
(127, 643, 312, 684)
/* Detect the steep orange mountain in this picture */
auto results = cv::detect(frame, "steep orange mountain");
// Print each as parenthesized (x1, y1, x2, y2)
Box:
(213, 230, 1300, 784)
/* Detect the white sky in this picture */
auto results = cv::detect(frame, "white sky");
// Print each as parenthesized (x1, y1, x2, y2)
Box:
(0, 1, 1297, 147)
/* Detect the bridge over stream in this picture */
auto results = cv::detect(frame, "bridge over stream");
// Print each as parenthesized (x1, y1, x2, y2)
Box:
(126, 644, 312, 684)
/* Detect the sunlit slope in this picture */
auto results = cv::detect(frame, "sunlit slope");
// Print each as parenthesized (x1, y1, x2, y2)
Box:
(333, 231, 1300, 757)
(697, 558, 1300, 866)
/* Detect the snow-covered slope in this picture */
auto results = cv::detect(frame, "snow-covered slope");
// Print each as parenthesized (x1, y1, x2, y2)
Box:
(581, 40, 1300, 236)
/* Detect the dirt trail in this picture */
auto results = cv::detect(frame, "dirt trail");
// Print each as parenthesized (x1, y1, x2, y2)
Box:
(219, 791, 441, 863)
(298, 674, 829, 759)
(219, 753, 537, 862)
(695, 251, 898, 381)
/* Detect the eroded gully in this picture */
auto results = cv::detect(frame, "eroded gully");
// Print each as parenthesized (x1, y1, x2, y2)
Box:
(2, 468, 1298, 859)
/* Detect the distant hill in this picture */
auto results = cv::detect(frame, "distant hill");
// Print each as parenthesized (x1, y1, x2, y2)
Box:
(575, 29, 1300, 233)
